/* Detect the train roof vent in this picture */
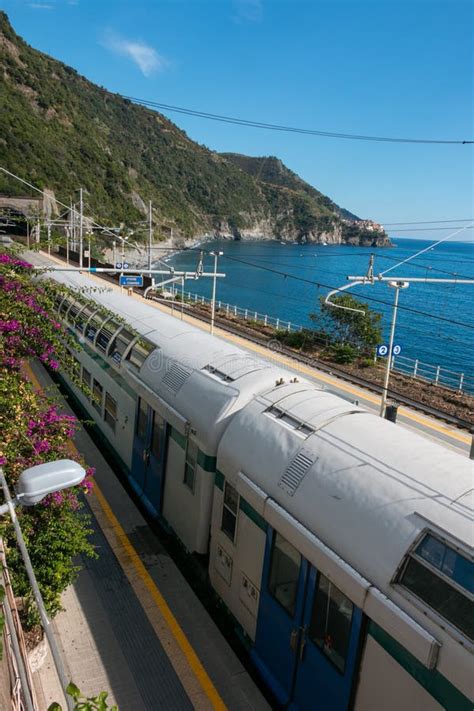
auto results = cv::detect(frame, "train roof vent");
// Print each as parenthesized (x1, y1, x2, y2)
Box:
(162, 362, 192, 394)
(203, 355, 267, 381)
(279, 450, 316, 496)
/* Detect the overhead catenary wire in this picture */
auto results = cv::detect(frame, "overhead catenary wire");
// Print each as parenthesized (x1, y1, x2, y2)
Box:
(211, 275, 474, 353)
(122, 95, 473, 145)
(378, 224, 473, 277)
(181, 247, 474, 330)
(2, 165, 473, 329)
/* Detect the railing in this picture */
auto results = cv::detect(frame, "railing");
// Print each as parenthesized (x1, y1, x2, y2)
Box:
(166, 287, 473, 395)
(0, 538, 38, 711)
(172, 288, 302, 333)
(389, 354, 473, 394)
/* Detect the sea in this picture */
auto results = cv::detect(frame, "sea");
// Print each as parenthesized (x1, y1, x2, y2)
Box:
(164, 238, 474, 390)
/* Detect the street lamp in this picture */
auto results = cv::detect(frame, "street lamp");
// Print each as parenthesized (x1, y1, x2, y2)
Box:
(209, 251, 223, 335)
(380, 280, 409, 417)
(0, 459, 86, 711)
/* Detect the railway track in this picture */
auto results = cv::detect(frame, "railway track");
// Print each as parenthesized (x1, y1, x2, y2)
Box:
(147, 295, 473, 432)
(26, 247, 473, 432)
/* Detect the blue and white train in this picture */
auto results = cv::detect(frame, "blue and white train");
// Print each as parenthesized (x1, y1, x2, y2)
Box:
(34, 254, 473, 711)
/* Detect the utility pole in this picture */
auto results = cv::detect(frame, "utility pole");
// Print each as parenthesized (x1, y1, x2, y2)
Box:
(148, 200, 153, 273)
(79, 187, 84, 269)
(210, 251, 223, 335)
(379, 281, 409, 417)
(345, 264, 474, 423)
(47, 219, 51, 255)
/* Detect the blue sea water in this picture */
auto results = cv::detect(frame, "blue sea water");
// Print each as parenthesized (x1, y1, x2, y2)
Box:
(165, 239, 474, 385)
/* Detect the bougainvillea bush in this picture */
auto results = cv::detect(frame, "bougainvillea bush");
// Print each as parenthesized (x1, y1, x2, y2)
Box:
(0, 250, 95, 625)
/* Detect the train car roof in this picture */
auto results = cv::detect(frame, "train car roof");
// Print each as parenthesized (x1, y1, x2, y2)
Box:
(31, 253, 306, 451)
(217, 381, 473, 592)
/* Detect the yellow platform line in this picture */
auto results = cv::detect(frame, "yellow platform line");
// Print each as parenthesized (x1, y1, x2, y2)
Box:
(23, 361, 228, 711)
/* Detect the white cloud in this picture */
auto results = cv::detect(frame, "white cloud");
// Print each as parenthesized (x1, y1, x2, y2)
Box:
(101, 31, 168, 77)
(28, 3, 54, 8)
(232, 0, 263, 24)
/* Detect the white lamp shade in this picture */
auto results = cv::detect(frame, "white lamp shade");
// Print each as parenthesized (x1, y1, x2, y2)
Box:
(16, 459, 86, 506)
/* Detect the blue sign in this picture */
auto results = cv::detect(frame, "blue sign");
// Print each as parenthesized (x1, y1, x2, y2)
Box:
(119, 275, 143, 287)
(123, 262, 130, 269)
(376, 344, 401, 357)
(115, 262, 122, 269)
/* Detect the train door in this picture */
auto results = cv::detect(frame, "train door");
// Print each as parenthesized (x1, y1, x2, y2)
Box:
(131, 397, 149, 494)
(251, 529, 309, 707)
(131, 397, 168, 515)
(143, 409, 167, 511)
(253, 528, 363, 710)
(290, 566, 363, 711)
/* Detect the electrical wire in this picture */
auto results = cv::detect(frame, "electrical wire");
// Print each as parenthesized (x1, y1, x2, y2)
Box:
(186, 247, 474, 330)
(383, 218, 474, 225)
(378, 224, 473, 276)
(122, 95, 473, 145)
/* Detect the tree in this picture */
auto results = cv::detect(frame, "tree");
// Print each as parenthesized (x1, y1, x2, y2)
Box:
(311, 294, 382, 354)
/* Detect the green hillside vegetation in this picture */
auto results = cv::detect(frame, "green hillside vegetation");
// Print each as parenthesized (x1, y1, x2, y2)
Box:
(0, 12, 390, 245)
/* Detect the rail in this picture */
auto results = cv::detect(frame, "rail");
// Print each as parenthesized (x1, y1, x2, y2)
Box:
(169, 287, 473, 395)
(149, 293, 473, 431)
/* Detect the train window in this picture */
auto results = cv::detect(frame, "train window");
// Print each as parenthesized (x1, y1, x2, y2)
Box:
(96, 319, 121, 354)
(59, 296, 73, 317)
(85, 311, 107, 343)
(126, 337, 155, 370)
(81, 367, 91, 391)
(92, 379, 103, 413)
(151, 411, 164, 460)
(399, 533, 474, 639)
(221, 482, 239, 542)
(104, 393, 117, 433)
(136, 398, 148, 440)
(184, 439, 198, 492)
(75, 304, 97, 333)
(268, 532, 301, 617)
(309, 573, 353, 674)
(109, 328, 135, 365)
(66, 298, 85, 324)
(53, 293, 66, 312)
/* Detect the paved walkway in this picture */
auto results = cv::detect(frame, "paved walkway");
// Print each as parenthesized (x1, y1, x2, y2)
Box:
(28, 361, 270, 711)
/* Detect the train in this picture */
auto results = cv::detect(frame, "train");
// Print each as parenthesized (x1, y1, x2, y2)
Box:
(33, 253, 473, 711)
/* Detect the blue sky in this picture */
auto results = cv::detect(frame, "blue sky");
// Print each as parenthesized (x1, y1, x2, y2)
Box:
(1, 0, 473, 240)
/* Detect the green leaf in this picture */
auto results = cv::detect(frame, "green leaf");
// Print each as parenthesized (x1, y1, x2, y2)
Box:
(47, 704, 63, 711)
(66, 681, 81, 701)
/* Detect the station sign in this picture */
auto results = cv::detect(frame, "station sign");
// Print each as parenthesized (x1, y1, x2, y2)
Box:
(376, 344, 401, 357)
(119, 275, 143, 287)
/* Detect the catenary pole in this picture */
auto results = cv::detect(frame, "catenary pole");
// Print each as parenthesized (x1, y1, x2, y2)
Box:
(148, 201, 153, 272)
(380, 282, 408, 417)
(210, 251, 223, 335)
(79, 187, 83, 269)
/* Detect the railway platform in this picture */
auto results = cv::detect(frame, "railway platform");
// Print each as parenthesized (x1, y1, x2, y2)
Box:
(27, 360, 270, 711)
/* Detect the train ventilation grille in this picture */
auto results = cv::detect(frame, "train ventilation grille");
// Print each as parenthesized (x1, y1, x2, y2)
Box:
(162, 362, 192, 394)
(278, 450, 316, 496)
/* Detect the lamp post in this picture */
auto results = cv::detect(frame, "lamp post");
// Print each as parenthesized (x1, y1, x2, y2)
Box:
(210, 251, 223, 335)
(380, 280, 409, 417)
(0, 459, 86, 711)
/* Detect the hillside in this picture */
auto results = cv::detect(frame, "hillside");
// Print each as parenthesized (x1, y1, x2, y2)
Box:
(0, 13, 390, 246)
